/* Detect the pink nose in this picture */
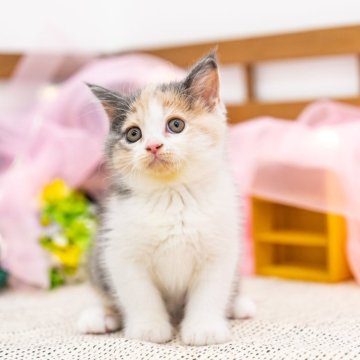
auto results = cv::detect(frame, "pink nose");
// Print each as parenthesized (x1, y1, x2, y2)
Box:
(146, 143, 163, 154)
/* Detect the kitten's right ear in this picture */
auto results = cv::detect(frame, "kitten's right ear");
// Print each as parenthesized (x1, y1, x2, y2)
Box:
(86, 83, 124, 120)
(183, 50, 220, 110)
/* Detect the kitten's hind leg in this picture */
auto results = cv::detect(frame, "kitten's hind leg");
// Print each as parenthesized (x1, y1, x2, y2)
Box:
(230, 294, 256, 319)
(228, 279, 256, 319)
(77, 288, 122, 334)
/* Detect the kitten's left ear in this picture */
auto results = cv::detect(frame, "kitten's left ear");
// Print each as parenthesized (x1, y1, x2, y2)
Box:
(183, 50, 220, 110)
(86, 83, 125, 120)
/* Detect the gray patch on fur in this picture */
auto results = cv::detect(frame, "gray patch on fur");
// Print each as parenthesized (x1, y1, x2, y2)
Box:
(88, 189, 131, 300)
(88, 242, 111, 294)
(159, 81, 185, 94)
(87, 203, 113, 296)
(110, 178, 132, 198)
(87, 84, 139, 172)
(104, 133, 121, 161)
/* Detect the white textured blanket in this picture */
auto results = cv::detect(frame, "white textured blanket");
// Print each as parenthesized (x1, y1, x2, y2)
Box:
(1, 277, 360, 359)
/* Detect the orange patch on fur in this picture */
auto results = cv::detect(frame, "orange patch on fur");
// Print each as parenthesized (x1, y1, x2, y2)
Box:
(155, 88, 206, 119)
(147, 169, 184, 183)
(154, 87, 224, 147)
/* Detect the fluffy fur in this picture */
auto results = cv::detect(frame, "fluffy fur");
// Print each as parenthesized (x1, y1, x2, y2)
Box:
(77, 52, 255, 345)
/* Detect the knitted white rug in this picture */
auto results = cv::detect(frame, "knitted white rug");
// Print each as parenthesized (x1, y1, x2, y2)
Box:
(1, 276, 360, 360)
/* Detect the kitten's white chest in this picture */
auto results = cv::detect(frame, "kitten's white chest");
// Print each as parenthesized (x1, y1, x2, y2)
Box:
(146, 188, 207, 296)
(151, 239, 196, 299)
(107, 181, 233, 301)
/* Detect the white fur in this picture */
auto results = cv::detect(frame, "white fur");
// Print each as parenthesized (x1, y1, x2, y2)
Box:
(104, 169, 240, 345)
(231, 295, 257, 319)
(77, 305, 121, 334)
(78, 83, 255, 345)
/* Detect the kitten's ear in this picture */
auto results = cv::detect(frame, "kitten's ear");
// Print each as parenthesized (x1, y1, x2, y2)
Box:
(183, 50, 220, 110)
(86, 83, 124, 120)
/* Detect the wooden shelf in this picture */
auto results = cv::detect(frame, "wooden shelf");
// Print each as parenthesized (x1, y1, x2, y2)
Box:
(258, 263, 330, 282)
(255, 231, 327, 247)
(252, 197, 351, 282)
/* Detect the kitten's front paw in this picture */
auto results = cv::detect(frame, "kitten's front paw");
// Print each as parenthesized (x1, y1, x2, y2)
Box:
(181, 318, 231, 346)
(77, 305, 121, 334)
(125, 319, 173, 343)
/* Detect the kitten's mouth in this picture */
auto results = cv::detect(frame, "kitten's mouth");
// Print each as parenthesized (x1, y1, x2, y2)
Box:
(148, 155, 169, 168)
(144, 154, 183, 181)
(146, 154, 179, 174)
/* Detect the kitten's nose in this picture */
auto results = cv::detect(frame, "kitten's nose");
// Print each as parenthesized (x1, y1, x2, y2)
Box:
(146, 143, 163, 154)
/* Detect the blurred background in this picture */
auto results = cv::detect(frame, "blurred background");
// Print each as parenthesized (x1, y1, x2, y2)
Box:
(1, 0, 360, 289)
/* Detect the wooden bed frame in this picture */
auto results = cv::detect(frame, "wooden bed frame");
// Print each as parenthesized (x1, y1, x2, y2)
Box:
(1, 25, 360, 123)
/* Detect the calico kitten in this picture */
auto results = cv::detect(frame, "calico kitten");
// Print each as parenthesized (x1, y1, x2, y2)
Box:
(77, 52, 255, 346)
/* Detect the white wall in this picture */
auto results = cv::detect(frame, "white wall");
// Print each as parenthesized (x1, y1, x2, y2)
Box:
(1, 0, 360, 105)
(220, 55, 359, 103)
(0, 0, 360, 53)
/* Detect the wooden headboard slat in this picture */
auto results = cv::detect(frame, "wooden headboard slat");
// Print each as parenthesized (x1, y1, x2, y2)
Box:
(0, 54, 21, 78)
(144, 25, 360, 66)
(226, 97, 360, 124)
(3, 25, 360, 79)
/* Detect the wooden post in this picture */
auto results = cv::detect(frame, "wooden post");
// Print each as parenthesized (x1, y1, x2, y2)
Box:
(244, 63, 256, 102)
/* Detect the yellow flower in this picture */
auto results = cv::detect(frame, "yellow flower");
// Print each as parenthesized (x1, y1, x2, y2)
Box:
(41, 179, 70, 204)
(52, 244, 81, 268)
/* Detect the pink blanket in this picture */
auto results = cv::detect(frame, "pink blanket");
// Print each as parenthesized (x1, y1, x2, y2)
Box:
(229, 100, 360, 282)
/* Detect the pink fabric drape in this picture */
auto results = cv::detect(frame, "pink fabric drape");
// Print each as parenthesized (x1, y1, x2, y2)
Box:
(228, 100, 360, 282)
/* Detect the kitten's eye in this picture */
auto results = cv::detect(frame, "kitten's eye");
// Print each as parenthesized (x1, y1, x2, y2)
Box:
(126, 127, 142, 143)
(167, 118, 185, 134)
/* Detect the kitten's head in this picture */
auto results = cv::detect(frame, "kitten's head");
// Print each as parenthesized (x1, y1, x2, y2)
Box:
(89, 51, 227, 189)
